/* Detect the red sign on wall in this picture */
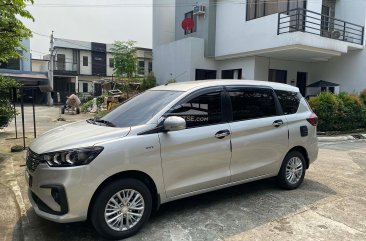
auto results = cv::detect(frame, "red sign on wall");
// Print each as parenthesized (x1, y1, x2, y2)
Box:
(181, 18, 195, 31)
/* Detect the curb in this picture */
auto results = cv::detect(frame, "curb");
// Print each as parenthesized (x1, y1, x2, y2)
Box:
(8, 156, 30, 241)
(318, 134, 366, 142)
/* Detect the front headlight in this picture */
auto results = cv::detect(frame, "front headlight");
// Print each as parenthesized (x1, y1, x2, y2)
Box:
(40, 146, 104, 167)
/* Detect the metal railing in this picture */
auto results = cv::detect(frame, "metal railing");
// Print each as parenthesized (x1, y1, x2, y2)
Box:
(278, 8, 365, 45)
(54, 62, 78, 72)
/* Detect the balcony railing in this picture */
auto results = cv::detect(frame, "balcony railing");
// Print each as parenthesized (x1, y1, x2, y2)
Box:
(54, 62, 78, 76)
(278, 8, 365, 45)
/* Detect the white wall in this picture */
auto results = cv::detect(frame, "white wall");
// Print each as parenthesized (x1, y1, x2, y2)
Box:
(79, 50, 92, 75)
(55, 48, 75, 71)
(307, 0, 366, 94)
(153, 0, 175, 48)
(310, 49, 366, 94)
(32, 60, 48, 72)
(335, 0, 366, 45)
(217, 57, 255, 80)
(78, 81, 93, 93)
(106, 52, 114, 77)
(154, 37, 216, 84)
(214, 0, 351, 59)
(305, 0, 322, 35)
(21, 39, 32, 71)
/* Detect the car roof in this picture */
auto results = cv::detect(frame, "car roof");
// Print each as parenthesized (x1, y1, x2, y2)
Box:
(151, 79, 299, 92)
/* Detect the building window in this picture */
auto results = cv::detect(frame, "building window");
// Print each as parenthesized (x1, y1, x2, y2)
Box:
(222, 69, 242, 79)
(246, 0, 306, 21)
(138, 60, 145, 75)
(148, 62, 152, 73)
(0, 58, 21, 70)
(184, 11, 197, 35)
(109, 58, 114, 68)
(56, 54, 65, 70)
(195, 69, 217, 80)
(268, 69, 287, 83)
(82, 83, 88, 93)
(83, 56, 88, 66)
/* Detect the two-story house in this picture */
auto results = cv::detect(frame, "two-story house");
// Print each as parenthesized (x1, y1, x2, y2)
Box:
(50, 38, 152, 102)
(153, 0, 366, 96)
(0, 39, 49, 104)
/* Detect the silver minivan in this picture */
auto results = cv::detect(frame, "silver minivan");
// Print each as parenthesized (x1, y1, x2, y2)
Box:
(26, 80, 318, 239)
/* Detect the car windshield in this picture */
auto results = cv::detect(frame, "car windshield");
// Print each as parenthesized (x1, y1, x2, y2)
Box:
(100, 90, 183, 128)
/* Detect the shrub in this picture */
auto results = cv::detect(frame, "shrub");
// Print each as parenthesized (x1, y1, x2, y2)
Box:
(80, 99, 93, 112)
(336, 93, 366, 131)
(96, 94, 107, 107)
(141, 72, 157, 90)
(308, 92, 339, 131)
(308, 92, 366, 132)
(0, 75, 20, 128)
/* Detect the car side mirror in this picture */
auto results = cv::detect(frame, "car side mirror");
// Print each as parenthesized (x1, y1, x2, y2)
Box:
(163, 116, 186, 132)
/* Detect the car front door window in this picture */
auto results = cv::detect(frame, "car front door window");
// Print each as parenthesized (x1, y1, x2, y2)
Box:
(167, 91, 223, 128)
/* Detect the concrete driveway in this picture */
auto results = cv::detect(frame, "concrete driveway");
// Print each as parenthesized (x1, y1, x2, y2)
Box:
(1, 106, 365, 241)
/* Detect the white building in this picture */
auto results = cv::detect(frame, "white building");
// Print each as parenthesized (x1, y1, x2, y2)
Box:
(153, 0, 366, 97)
(47, 38, 152, 102)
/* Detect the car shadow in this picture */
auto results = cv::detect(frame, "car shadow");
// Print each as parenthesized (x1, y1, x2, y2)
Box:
(18, 177, 336, 241)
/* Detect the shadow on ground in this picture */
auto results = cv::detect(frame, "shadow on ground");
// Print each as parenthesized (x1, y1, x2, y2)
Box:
(21, 177, 336, 241)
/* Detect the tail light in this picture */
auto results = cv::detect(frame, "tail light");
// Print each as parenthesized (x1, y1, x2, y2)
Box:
(307, 113, 318, 126)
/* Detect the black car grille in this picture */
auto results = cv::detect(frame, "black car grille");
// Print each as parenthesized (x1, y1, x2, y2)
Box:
(26, 149, 43, 172)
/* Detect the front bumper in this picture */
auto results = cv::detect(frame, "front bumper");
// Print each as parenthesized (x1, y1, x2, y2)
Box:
(25, 162, 107, 223)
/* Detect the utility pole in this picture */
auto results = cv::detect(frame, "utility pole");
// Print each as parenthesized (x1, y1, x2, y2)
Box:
(48, 31, 55, 105)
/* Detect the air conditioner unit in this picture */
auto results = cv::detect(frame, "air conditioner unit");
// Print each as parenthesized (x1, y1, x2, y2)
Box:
(193, 5, 205, 15)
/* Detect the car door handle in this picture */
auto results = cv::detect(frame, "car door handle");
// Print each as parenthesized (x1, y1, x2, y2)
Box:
(272, 120, 284, 128)
(215, 130, 231, 139)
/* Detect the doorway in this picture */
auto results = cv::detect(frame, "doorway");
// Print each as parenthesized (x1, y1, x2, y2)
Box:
(268, 69, 287, 84)
(297, 72, 307, 97)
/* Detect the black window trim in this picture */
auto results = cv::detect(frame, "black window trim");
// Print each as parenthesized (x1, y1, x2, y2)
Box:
(83, 56, 88, 67)
(162, 86, 228, 130)
(246, 0, 301, 22)
(224, 85, 284, 123)
(184, 11, 197, 35)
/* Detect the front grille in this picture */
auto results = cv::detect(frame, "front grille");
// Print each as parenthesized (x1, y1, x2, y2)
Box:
(26, 149, 43, 172)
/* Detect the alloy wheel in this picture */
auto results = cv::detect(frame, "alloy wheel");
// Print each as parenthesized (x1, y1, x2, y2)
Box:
(104, 189, 145, 231)
(285, 157, 303, 185)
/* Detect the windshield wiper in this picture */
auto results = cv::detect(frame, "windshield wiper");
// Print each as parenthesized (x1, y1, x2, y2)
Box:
(86, 118, 96, 125)
(94, 119, 115, 127)
(86, 118, 115, 127)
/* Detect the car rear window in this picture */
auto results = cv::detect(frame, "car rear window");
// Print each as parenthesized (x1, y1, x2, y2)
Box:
(275, 90, 301, 115)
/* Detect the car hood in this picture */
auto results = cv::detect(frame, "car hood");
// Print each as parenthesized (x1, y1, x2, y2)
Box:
(29, 121, 131, 154)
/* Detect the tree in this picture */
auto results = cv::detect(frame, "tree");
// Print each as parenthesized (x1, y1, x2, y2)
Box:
(0, 75, 20, 128)
(0, 0, 34, 62)
(111, 40, 138, 80)
(111, 40, 138, 98)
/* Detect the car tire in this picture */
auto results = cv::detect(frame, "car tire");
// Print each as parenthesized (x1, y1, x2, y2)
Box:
(277, 151, 306, 190)
(91, 179, 152, 240)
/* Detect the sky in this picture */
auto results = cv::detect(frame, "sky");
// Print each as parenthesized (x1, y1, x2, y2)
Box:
(24, 0, 153, 59)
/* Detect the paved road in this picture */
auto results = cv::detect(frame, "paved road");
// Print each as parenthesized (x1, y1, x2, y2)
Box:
(1, 106, 366, 241)
(8, 140, 365, 241)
